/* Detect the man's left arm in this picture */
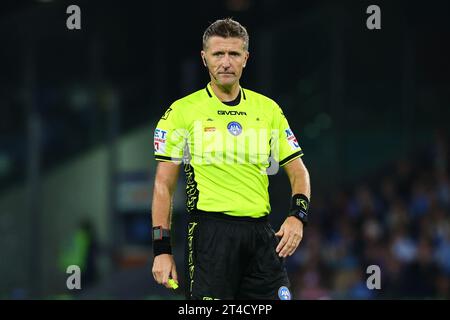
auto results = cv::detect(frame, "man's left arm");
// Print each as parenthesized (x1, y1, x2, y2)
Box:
(275, 157, 311, 257)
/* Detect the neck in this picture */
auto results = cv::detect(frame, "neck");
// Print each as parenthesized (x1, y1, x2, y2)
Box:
(210, 81, 240, 102)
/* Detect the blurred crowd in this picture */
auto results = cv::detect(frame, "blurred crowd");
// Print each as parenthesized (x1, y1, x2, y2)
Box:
(289, 131, 450, 299)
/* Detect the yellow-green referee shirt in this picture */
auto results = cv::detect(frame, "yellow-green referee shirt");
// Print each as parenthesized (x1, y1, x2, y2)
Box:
(154, 83, 303, 218)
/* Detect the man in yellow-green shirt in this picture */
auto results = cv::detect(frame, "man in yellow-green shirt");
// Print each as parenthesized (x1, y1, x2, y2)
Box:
(151, 18, 311, 300)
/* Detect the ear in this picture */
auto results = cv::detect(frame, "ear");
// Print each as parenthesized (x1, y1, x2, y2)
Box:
(201, 51, 207, 67)
(243, 51, 250, 68)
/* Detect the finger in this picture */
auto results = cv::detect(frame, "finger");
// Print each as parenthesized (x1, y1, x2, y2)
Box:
(287, 237, 300, 256)
(152, 266, 162, 284)
(274, 228, 284, 238)
(162, 272, 171, 289)
(276, 232, 289, 254)
(171, 265, 178, 283)
(279, 233, 295, 257)
(289, 231, 304, 256)
(155, 271, 164, 285)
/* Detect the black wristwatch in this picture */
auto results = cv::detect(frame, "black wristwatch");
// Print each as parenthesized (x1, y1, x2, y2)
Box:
(289, 209, 308, 226)
(152, 226, 170, 241)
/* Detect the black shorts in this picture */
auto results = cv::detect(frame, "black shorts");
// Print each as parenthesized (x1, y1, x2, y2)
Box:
(184, 211, 291, 300)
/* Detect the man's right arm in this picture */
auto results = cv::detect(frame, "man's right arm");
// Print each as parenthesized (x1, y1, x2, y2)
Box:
(151, 161, 181, 288)
(152, 161, 181, 228)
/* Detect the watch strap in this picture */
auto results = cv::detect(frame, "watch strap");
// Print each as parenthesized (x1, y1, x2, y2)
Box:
(152, 226, 170, 241)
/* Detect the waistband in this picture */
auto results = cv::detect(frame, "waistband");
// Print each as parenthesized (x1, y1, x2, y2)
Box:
(190, 210, 268, 223)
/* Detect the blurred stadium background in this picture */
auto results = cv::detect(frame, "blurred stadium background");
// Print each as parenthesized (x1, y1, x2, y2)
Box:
(0, 0, 449, 299)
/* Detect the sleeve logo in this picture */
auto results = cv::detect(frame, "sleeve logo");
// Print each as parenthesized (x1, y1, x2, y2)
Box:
(154, 128, 168, 153)
(297, 199, 308, 211)
(161, 108, 172, 120)
(285, 128, 300, 150)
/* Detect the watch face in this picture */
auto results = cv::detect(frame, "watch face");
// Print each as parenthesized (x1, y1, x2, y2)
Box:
(153, 227, 162, 240)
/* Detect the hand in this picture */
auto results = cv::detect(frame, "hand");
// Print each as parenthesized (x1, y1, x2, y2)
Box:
(275, 216, 304, 258)
(152, 254, 178, 289)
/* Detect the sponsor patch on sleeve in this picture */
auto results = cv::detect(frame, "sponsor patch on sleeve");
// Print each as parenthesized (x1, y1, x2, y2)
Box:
(285, 128, 300, 150)
(154, 128, 168, 153)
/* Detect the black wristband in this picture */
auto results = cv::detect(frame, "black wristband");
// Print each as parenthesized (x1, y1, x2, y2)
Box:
(153, 237, 172, 256)
(290, 194, 309, 212)
(289, 194, 310, 226)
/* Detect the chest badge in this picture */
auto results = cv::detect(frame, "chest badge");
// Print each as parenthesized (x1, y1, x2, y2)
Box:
(227, 121, 242, 136)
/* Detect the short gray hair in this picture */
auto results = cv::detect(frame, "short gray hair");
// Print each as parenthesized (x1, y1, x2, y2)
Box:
(202, 18, 249, 51)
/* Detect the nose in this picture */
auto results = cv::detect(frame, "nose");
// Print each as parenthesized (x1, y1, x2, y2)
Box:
(221, 54, 231, 68)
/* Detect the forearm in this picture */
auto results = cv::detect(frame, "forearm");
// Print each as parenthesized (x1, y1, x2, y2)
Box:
(277, 158, 310, 257)
(284, 158, 311, 199)
(151, 182, 173, 229)
(290, 165, 310, 199)
(151, 162, 180, 230)
(151, 165, 179, 286)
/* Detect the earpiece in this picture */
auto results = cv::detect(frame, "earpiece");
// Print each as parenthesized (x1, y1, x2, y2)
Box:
(203, 57, 217, 80)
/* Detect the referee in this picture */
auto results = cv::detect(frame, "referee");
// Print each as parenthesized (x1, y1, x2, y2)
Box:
(151, 18, 311, 300)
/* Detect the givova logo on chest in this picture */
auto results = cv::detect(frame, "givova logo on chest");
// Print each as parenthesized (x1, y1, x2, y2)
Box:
(217, 110, 247, 116)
